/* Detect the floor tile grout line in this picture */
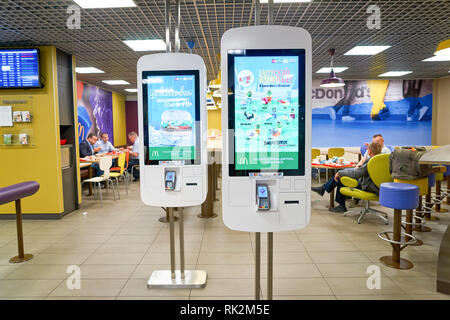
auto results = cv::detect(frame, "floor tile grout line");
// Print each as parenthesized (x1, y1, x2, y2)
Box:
(115, 208, 166, 299)
(294, 226, 337, 299)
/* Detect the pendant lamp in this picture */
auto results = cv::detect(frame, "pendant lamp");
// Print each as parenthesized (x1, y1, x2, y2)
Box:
(320, 49, 345, 88)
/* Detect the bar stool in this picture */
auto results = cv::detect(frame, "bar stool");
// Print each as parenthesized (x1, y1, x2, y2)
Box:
(393, 177, 427, 246)
(0, 181, 40, 263)
(433, 166, 448, 213)
(419, 173, 435, 230)
(378, 182, 419, 270)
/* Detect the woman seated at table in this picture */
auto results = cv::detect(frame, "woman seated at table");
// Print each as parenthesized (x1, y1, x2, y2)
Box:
(311, 142, 382, 213)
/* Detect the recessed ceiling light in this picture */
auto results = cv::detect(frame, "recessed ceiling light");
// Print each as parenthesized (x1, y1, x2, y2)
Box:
(73, 0, 136, 9)
(102, 80, 130, 85)
(316, 67, 348, 74)
(344, 46, 391, 55)
(125, 88, 138, 93)
(422, 55, 450, 62)
(378, 71, 412, 77)
(75, 67, 105, 74)
(123, 40, 166, 51)
(260, 0, 311, 3)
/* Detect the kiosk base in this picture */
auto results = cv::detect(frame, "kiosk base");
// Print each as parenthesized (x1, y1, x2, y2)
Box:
(148, 270, 207, 289)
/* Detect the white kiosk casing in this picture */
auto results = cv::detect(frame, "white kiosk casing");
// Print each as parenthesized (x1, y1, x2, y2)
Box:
(137, 53, 208, 207)
(221, 26, 312, 232)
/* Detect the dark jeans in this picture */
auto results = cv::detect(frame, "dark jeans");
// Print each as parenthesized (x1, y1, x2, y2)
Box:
(322, 176, 359, 206)
(91, 163, 103, 177)
(127, 159, 140, 179)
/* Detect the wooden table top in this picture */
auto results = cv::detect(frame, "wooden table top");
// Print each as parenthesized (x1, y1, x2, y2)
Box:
(419, 144, 450, 165)
(80, 153, 120, 163)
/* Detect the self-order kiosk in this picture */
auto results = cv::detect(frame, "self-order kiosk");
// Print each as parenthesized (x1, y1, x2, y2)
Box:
(221, 26, 312, 232)
(137, 53, 207, 208)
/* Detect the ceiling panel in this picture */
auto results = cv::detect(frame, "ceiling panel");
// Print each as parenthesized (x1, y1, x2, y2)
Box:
(0, 0, 449, 93)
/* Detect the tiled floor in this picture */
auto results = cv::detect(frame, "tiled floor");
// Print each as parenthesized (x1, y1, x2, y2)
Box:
(0, 179, 449, 300)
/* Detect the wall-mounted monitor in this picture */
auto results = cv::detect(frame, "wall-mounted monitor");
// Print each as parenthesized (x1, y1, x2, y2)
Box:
(142, 70, 201, 165)
(0, 48, 41, 89)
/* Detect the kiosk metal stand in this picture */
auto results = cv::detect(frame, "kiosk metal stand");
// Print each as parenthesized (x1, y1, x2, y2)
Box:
(148, 207, 207, 288)
(254, 232, 273, 300)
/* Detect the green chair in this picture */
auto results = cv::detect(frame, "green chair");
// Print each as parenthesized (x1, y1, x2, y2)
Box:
(340, 153, 393, 224)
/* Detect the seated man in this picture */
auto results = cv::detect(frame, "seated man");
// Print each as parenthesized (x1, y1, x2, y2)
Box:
(356, 133, 391, 168)
(312, 142, 382, 213)
(79, 133, 101, 158)
(126, 132, 140, 181)
(95, 132, 117, 154)
(79, 133, 103, 177)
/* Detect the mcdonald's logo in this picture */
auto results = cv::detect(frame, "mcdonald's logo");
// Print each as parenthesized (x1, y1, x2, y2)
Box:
(239, 156, 248, 165)
(152, 150, 159, 157)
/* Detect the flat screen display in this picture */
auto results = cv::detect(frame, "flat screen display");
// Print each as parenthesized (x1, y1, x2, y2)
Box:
(142, 70, 200, 165)
(227, 49, 306, 176)
(257, 185, 268, 199)
(0, 49, 41, 89)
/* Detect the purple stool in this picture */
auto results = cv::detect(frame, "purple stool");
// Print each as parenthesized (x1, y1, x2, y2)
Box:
(378, 182, 419, 270)
(0, 181, 39, 263)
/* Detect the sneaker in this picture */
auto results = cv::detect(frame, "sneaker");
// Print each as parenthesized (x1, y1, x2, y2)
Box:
(342, 115, 355, 121)
(407, 115, 413, 121)
(329, 205, 347, 213)
(347, 198, 360, 208)
(311, 186, 325, 196)
(327, 107, 336, 120)
(418, 106, 429, 121)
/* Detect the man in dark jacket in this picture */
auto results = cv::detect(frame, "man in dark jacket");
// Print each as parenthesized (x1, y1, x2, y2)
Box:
(79, 133, 100, 158)
(312, 142, 382, 213)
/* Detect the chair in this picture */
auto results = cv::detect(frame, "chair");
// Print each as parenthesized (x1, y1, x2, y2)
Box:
(108, 152, 128, 197)
(340, 153, 393, 224)
(326, 147, 345, 179)
(81, 156, 117, 204)
(131, 164, 140, 182)
(111, 150, 130, 182)
(378, 182, 419, 270)
(312, 148, 321, 183)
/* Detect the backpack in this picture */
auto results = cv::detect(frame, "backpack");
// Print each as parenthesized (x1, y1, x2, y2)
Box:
(389, 147, 433, 180)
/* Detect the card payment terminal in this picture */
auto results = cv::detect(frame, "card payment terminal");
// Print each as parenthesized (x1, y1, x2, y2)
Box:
(256, 184, 270, 211)
(165, 171, 176, 191)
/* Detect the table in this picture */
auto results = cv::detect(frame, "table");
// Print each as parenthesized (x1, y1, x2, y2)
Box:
(199, 138, 222, 219)
(418, 144, 450, 295)
(312, 163, 356, 208)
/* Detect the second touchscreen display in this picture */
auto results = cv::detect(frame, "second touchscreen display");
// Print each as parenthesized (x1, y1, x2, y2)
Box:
(145, 73, 197, 162)
(233, 55, 300, 171)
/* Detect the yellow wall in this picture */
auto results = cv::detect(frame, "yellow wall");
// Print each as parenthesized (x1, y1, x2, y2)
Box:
(432, 77, 450, 146)
(208, 109, 222, 132)
(0, 46, 64, 214)
(112, 92, 127, 146)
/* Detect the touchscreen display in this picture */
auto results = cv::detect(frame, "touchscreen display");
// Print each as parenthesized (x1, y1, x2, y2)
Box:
(228, 49, 305, 176)
(257, 185, 268, 199)
(166, 171, 175, 181)
(142, 71, 200, 165)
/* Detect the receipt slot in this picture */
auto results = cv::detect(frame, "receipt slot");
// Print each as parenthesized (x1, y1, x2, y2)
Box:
(137, 52, 208, 289)
(221, 25, 312, 300)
